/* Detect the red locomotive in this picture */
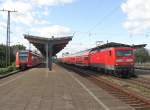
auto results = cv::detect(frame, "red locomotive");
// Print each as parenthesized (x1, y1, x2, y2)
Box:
(59, 42, 146, 78)
(16, 50, 43, 69)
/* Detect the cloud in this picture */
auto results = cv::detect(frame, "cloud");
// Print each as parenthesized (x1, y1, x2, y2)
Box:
(0, 21, 7, 29)
(1, 1, 32, 13)
(0, 0, 74, 51)
(32, 25, 72, 37)
(32, 0, 74, 6)
(0, 0, 35, 26)
(121, 0, 150, 34)
(0, 0, 74, 26)
(0, 0, 50, 26)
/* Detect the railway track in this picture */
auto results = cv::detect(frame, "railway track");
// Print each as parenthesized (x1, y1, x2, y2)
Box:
(61, 64, 150, 110)
(103, 74, 150, 94)
(125, 77, 150, 89)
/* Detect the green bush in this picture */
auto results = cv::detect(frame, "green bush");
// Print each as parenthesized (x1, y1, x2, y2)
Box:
(0, 68, 8, 75)
(0, 64, 16, 75)
(8, 66, 14, 72)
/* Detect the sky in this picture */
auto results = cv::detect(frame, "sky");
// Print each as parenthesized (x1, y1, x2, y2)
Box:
(0, 0, 150, 56)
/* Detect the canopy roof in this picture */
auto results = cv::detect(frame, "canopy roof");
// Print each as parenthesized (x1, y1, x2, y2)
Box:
(24, 34, 72, 56)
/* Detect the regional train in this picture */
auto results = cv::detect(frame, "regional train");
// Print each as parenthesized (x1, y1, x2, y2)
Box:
(58, 42, 146, 78)
(16, 50, 43, 69)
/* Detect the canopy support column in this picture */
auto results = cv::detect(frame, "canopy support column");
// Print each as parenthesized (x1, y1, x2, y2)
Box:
(46, 43, 52, 70)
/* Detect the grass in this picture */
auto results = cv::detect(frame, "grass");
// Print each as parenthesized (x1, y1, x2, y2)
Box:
(0, 63, 17, 75)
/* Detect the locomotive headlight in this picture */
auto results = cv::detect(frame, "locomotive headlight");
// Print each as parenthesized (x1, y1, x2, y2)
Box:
(126, 59, 133, 62)
(116, 59, 123, 62)
(116, 59, 133, 62)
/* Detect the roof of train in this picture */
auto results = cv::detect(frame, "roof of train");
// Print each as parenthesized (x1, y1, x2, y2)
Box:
(62, 42, 147, 57)
(91, 42, 147, 50)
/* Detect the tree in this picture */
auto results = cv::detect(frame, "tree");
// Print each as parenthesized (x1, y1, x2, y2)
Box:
(0, 44, 6, 67)
(0, 44, 26, 67)
(134, 48, 150, 63)
(12, 44, 26, 52)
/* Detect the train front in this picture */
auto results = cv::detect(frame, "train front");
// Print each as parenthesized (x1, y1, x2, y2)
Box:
(16, 51, 29, 69)
(114, 48, 135, 77)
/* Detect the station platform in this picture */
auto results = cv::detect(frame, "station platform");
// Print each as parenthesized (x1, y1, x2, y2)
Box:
(0, 64, 134, 110)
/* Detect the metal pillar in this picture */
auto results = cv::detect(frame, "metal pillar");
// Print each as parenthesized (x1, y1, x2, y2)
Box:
(46, 43, 48, 69)
(48, 43, 52, 71)
(0, 9, 17, 66)
(7, 11, 10, 66)
(46, 42, 53, 71)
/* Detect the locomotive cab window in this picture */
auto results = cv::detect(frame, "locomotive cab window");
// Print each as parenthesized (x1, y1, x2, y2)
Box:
(19, 54, 28, 61)
(19, 52, 28, 62)
(116, 50, 133, 56)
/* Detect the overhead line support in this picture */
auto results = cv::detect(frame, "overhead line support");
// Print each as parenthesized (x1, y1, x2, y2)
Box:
(0, 9, 17, 66)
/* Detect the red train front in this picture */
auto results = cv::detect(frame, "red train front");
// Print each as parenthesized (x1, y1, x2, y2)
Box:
(89, 47, 135, 77)
(16, 50, 43, 69)
(114, 47, 134, 76)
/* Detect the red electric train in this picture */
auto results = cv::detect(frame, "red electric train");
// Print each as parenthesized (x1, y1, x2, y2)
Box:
(59, 42, 146, 78)
(16, 50, 43, 69)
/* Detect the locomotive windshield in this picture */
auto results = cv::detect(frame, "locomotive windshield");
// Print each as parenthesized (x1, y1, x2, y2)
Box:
(19, 52, 28, 61)
(116, 50, 133, 56)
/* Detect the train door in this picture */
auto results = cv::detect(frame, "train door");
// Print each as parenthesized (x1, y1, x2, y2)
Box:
(105, 48, 114, 72)
(28, 52, 32, 67)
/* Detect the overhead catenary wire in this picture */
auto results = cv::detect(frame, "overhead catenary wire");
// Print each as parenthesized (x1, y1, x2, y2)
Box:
(71, 2, 126, 49)
(87, 5, 120, 33)
(72, 2, 122, 38)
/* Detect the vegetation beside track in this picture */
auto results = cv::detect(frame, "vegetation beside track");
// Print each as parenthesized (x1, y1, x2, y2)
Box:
(0, 63, 18, 75)
(135, 48, 150, 63)
(0, 44, 25, 77)
(0, 44, 26, 68)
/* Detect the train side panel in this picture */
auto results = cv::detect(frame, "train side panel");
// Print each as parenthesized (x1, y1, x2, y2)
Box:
(104, 48, 116, 70)
(75, 52, 90, 67)
(27, 52, 32, 67)
(89, 49, 109, 69)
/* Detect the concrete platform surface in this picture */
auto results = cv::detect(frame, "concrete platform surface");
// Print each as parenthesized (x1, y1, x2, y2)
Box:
(0, 64, 134, 110)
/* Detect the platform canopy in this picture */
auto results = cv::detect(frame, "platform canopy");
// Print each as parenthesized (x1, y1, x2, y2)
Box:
(24, 34, 72, 70)
(24, 34, 72, 56)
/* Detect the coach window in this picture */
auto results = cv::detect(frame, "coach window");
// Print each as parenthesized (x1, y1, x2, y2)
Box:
(109, 51, 112, 56)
